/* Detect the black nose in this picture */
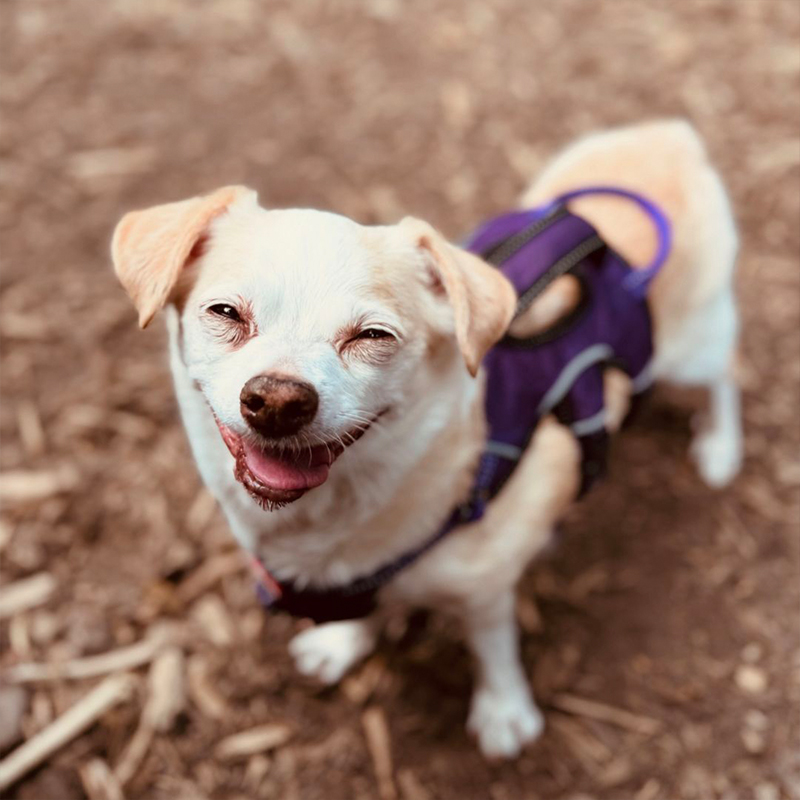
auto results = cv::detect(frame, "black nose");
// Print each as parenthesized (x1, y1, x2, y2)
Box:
(239, 374, 319, 438)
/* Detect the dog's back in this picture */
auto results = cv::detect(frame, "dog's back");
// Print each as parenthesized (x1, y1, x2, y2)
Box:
(521, 119, 742, 484)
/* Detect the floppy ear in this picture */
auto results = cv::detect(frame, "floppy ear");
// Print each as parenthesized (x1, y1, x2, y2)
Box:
(111, 185, 257, 328)
(400, 217, 517, 376)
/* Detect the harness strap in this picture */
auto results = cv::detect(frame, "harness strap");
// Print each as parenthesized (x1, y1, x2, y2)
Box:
(514, 234, 604, 317)
(547, 186, 672, 295)
(251, 501, 478, 623)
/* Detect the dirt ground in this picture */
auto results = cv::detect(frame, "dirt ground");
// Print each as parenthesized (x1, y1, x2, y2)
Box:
(1, 1, 799, 798)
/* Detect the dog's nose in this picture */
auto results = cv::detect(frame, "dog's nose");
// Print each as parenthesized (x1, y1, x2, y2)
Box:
(239, 374, 319, 438)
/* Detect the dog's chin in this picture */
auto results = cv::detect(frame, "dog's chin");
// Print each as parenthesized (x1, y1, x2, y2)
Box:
(214, 416, 382, 511)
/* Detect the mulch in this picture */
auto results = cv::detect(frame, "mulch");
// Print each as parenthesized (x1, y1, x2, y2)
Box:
(1, 1, 798, 798)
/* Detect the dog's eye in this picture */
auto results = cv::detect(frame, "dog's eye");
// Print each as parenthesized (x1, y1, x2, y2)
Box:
(354, 328, 393, 341)
(208, 304, 242, 322)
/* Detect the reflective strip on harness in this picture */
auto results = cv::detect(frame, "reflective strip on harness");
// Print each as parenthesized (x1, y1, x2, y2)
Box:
(570, 408, 607, 437)
(537, 343, 613, 414)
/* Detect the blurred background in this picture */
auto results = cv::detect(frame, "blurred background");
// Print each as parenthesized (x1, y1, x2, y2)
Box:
(1, 1, 798, 799)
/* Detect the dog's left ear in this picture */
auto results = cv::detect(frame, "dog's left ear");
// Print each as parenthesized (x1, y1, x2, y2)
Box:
(400, 217, 517, 376)
(111, 185, 257, 328)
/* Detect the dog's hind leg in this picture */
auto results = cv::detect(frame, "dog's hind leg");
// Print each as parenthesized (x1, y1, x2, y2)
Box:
(690, 357, 743, 488)
(289, 616, 379, 685)
(461, 589, 543, 759)
(655, 287, 743, 488)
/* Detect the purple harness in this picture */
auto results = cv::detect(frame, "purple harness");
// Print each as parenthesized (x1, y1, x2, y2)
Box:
(254, 187, 671, 623)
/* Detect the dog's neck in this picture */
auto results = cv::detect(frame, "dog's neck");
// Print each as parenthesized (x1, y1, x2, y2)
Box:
(169, 316, 485, 586)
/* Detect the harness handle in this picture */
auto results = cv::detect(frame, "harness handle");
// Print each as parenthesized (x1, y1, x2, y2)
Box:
(538, 186, 672, 297)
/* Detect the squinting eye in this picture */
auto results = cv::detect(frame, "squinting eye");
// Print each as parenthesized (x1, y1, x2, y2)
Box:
(354, 328, 394, 341)
(208, 304, 242, 322)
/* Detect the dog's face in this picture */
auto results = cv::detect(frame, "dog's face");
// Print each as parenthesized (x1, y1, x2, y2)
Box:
(112, 187, 515, 509)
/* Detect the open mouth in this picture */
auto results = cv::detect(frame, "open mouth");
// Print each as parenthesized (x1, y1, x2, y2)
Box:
(215, 416, 382, 509)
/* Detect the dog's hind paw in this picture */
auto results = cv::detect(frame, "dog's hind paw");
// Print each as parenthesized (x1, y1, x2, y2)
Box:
(289, 619, 377, 685)
(467, 685, 544, 759)
(691, 425, 742, 488)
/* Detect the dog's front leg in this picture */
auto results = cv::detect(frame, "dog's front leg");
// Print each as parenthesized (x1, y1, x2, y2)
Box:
(289, 616, 379, 685)
(461, 589, 543, 759)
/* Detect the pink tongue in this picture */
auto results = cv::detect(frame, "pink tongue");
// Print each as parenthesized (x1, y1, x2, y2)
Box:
(242, 442, 331, 491)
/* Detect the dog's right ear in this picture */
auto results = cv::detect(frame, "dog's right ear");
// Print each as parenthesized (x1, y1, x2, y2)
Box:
(111, 185, 257, 328)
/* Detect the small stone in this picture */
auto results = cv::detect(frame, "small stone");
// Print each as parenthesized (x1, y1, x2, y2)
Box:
(741, 726, 767, 754)
(741, 709, 769, 753)
(0, 684, 29, 750)
(735, 664, 768, 694)
(754, 782, 780, 800)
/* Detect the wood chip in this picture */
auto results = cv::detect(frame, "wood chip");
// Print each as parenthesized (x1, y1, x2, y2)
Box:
(16, 400, 46, 457)
(550, 713, 613, 775)
(0, 519, 12, 553)
(187, 655, 229, 720)
(66, 146, 156, 181)
(0, 673, 135, 792)
(635, 778, 662, 800)
(191, 594, 236, 647)
(184, 489, 219, 535)
(4, 623, 175, 683)
(114, 722, 153, 789)
(9, 614, 33, 658)
(516, 595, 544, 633)
(0, 685, 28, 751)
(551, 693, 661, 736)
(341, 656, 387, 705)
(362, 706, 397, 800)
(0, 467, 79, 504)
(80, 758, 126, 800)
(735, 664, 768, 694)
(145, 647, 185, 732)
(177, 553, 244, 605)
(397, 768, 431, 800)
(244, 754, 271, 793)
(115, 646, 185, 787)
(0, 312, 51, 340)
(0, 572, 56, 619)
(215, 724, 293, 760)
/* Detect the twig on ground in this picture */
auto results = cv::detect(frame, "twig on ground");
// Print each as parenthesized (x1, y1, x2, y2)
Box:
(80, 757, 126, 800)
(216, 724, 293, 760)
(0, 573, 56, 619)
(114, 647, 185, 787)
(0, 467, 79, 504)
(362, 706, 397, 800)
(4, 623, 176, 683)
(397, 768, 431, 800)
(0, 673, 136, 792)
(551, 693, 662, 735)
(550, 712, 613, 776)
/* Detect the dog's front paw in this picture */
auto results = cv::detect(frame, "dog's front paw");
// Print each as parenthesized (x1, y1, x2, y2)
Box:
(288, 620, 376, 685)
(467, 684, 544, 759)
(691, 424, 742, 488)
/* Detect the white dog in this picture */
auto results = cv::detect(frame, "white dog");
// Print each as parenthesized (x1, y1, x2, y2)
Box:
(112, 120, 742, 758)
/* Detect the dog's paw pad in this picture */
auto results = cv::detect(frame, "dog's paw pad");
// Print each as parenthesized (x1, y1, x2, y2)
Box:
(691, 427, 742, 488)
(288, 622, 376, 685)
(467, 686, 544, 759)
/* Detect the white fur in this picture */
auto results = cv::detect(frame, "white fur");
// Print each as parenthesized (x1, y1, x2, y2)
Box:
(157, 120, 742, 758)
(289, 618, 379, 684)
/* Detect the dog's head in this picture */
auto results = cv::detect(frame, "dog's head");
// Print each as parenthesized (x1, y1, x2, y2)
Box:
(112, 186, 516, 509)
